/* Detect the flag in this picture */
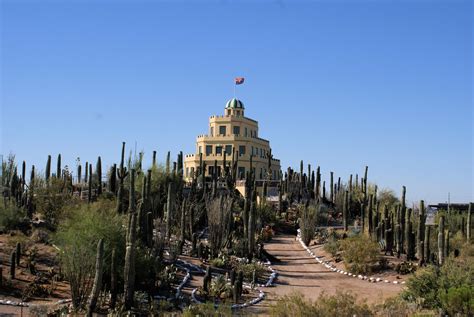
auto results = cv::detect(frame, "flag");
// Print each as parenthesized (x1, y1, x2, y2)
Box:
(235, 77, 245, 85)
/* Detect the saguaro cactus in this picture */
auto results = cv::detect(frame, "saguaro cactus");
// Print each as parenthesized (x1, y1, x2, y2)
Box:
(15, 243, 20, 266)
(401, 186, 406, 252)
(124, 212, 137, 310)
(424, 226, 430, 265)
(96, 156, 102, 196)
(438, 216, 445, 266)
(45, 155, 51, 182)
(56, 154, 61, 178)
(417, 200, 425, 263)
(116, 142, 128, 213)
(468, 202, 472, 242)
(406, 208, 415, 260)
(330, 172, 334, 203)
(203, 266, 211, 294)
(166, 183, 173, 240)
(110, 248, 117, 309)
(87, 239, 104, 317)
(10, 250, 16, 279)
(88, 164, 93, 203)
(343, 190, 349, 231)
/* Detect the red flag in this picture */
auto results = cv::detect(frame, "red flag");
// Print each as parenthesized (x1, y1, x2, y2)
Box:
(235, 77, 245, 85)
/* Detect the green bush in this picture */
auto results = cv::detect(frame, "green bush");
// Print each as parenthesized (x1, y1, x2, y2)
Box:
(270, 291, 372, 317)
(323, 234, 340, 258)
(0, 201, 26, 231)
(401, 266, 440, 308)
(340, 234, 379, 274)
(232, 261, 266, 282)
(439, 285, 473, 316)
(54, 199, 126, 310)
(402, 255, 473, 315)
(35, 177, 81, 226)
(183, 302, 232, 317)
(300, 204, 319, 246)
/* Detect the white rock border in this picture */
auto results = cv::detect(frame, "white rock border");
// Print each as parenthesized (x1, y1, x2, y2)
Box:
(296, 229, 405, 286)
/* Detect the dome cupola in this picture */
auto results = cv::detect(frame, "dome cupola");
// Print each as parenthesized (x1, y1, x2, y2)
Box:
(225, 98, 245, 116)
(225, 98, 244, 109)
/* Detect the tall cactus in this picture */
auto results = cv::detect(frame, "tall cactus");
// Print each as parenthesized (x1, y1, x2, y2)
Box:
(166, 183, 173, 240)
(56, 154, 61, 179)
(87, 239, 104, 317)
(400, 186, 406, 253)
(423, 226, 430, 265)
(468, 202, 472, 242)
(45, 155, 51, 182)
(166, 151, 171, 175)
(152, 150, 157, 167)
(96, 156, 102, 196)
(15, 243, 20, 266)
(77, 164, 82, 184)
(88, 164, 93, 204)
(10, 250, 16, 279)
(124, 170, 137, 310)
(438, 216, 445, 266)
(417, 200, 425, 263)
(343, 190, 348, 231)
(109, 164, 117, 194)
(110, 248, 117, 309)
(116, 142, 128, 213)
(405, 208, 415, 260)
(330, 172, 334, 203)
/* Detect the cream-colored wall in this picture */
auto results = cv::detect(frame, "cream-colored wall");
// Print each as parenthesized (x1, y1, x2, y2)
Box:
(184, 105, 281, 182)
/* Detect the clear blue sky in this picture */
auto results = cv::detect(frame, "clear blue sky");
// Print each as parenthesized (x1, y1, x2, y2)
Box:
(1, 0, 472, 204)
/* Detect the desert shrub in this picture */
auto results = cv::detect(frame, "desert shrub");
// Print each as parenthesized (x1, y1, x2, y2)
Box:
(55, 199, 126, 310)
(0, 202, 26, 231)
(270, 291, 373, 317)
(340, 234, 379, 274)
(323, 231, 341, 258)
(372, 297, 418, 317)
(402, 266, 440, 308)
(29, 305, 49, 317)
(183, 302, 232, 317)
(35, 177, 81, 226)
(257, 203, 277, 226)
(209, 275, 232, 300)
(270, 292, 318, 316)
(233, 261, 266, 282)
(402, 255, 473, 314)
(439, 285, 473, 316)
(300, 204, 319, 245)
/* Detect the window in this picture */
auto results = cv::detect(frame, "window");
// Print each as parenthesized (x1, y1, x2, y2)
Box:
(198, 146, 202, 154)
(191, 167, 195, 177)
(206, 145, 213, 155)
(238, 167, 245, 179)
(216, 146, 223, 155)
(186, 167, 189, 177)
(239, 145, 246, 155)
(233, 126, 240, 135)
(245, 127, 248, 137)
(219, 126, 227, 135)
(227, 110, 231, 115)
(225, 145, 232, 155)
(210, 127, 214, 137)
(251, 146, 254, 155)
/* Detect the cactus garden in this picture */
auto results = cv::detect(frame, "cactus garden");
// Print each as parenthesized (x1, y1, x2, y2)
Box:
(0, 147, 472, 316)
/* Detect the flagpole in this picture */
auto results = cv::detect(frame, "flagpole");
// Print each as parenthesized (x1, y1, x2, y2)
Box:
(233, 82, 236, 98)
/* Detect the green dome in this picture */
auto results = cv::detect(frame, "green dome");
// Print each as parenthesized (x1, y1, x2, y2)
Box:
(225, 98, 244, 109)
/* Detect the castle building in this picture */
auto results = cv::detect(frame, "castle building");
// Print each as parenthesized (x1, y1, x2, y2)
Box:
(184, 98, 281, 183)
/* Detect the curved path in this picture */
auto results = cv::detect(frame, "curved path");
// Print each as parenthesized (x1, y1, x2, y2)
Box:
(249, 233, 404, 315)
